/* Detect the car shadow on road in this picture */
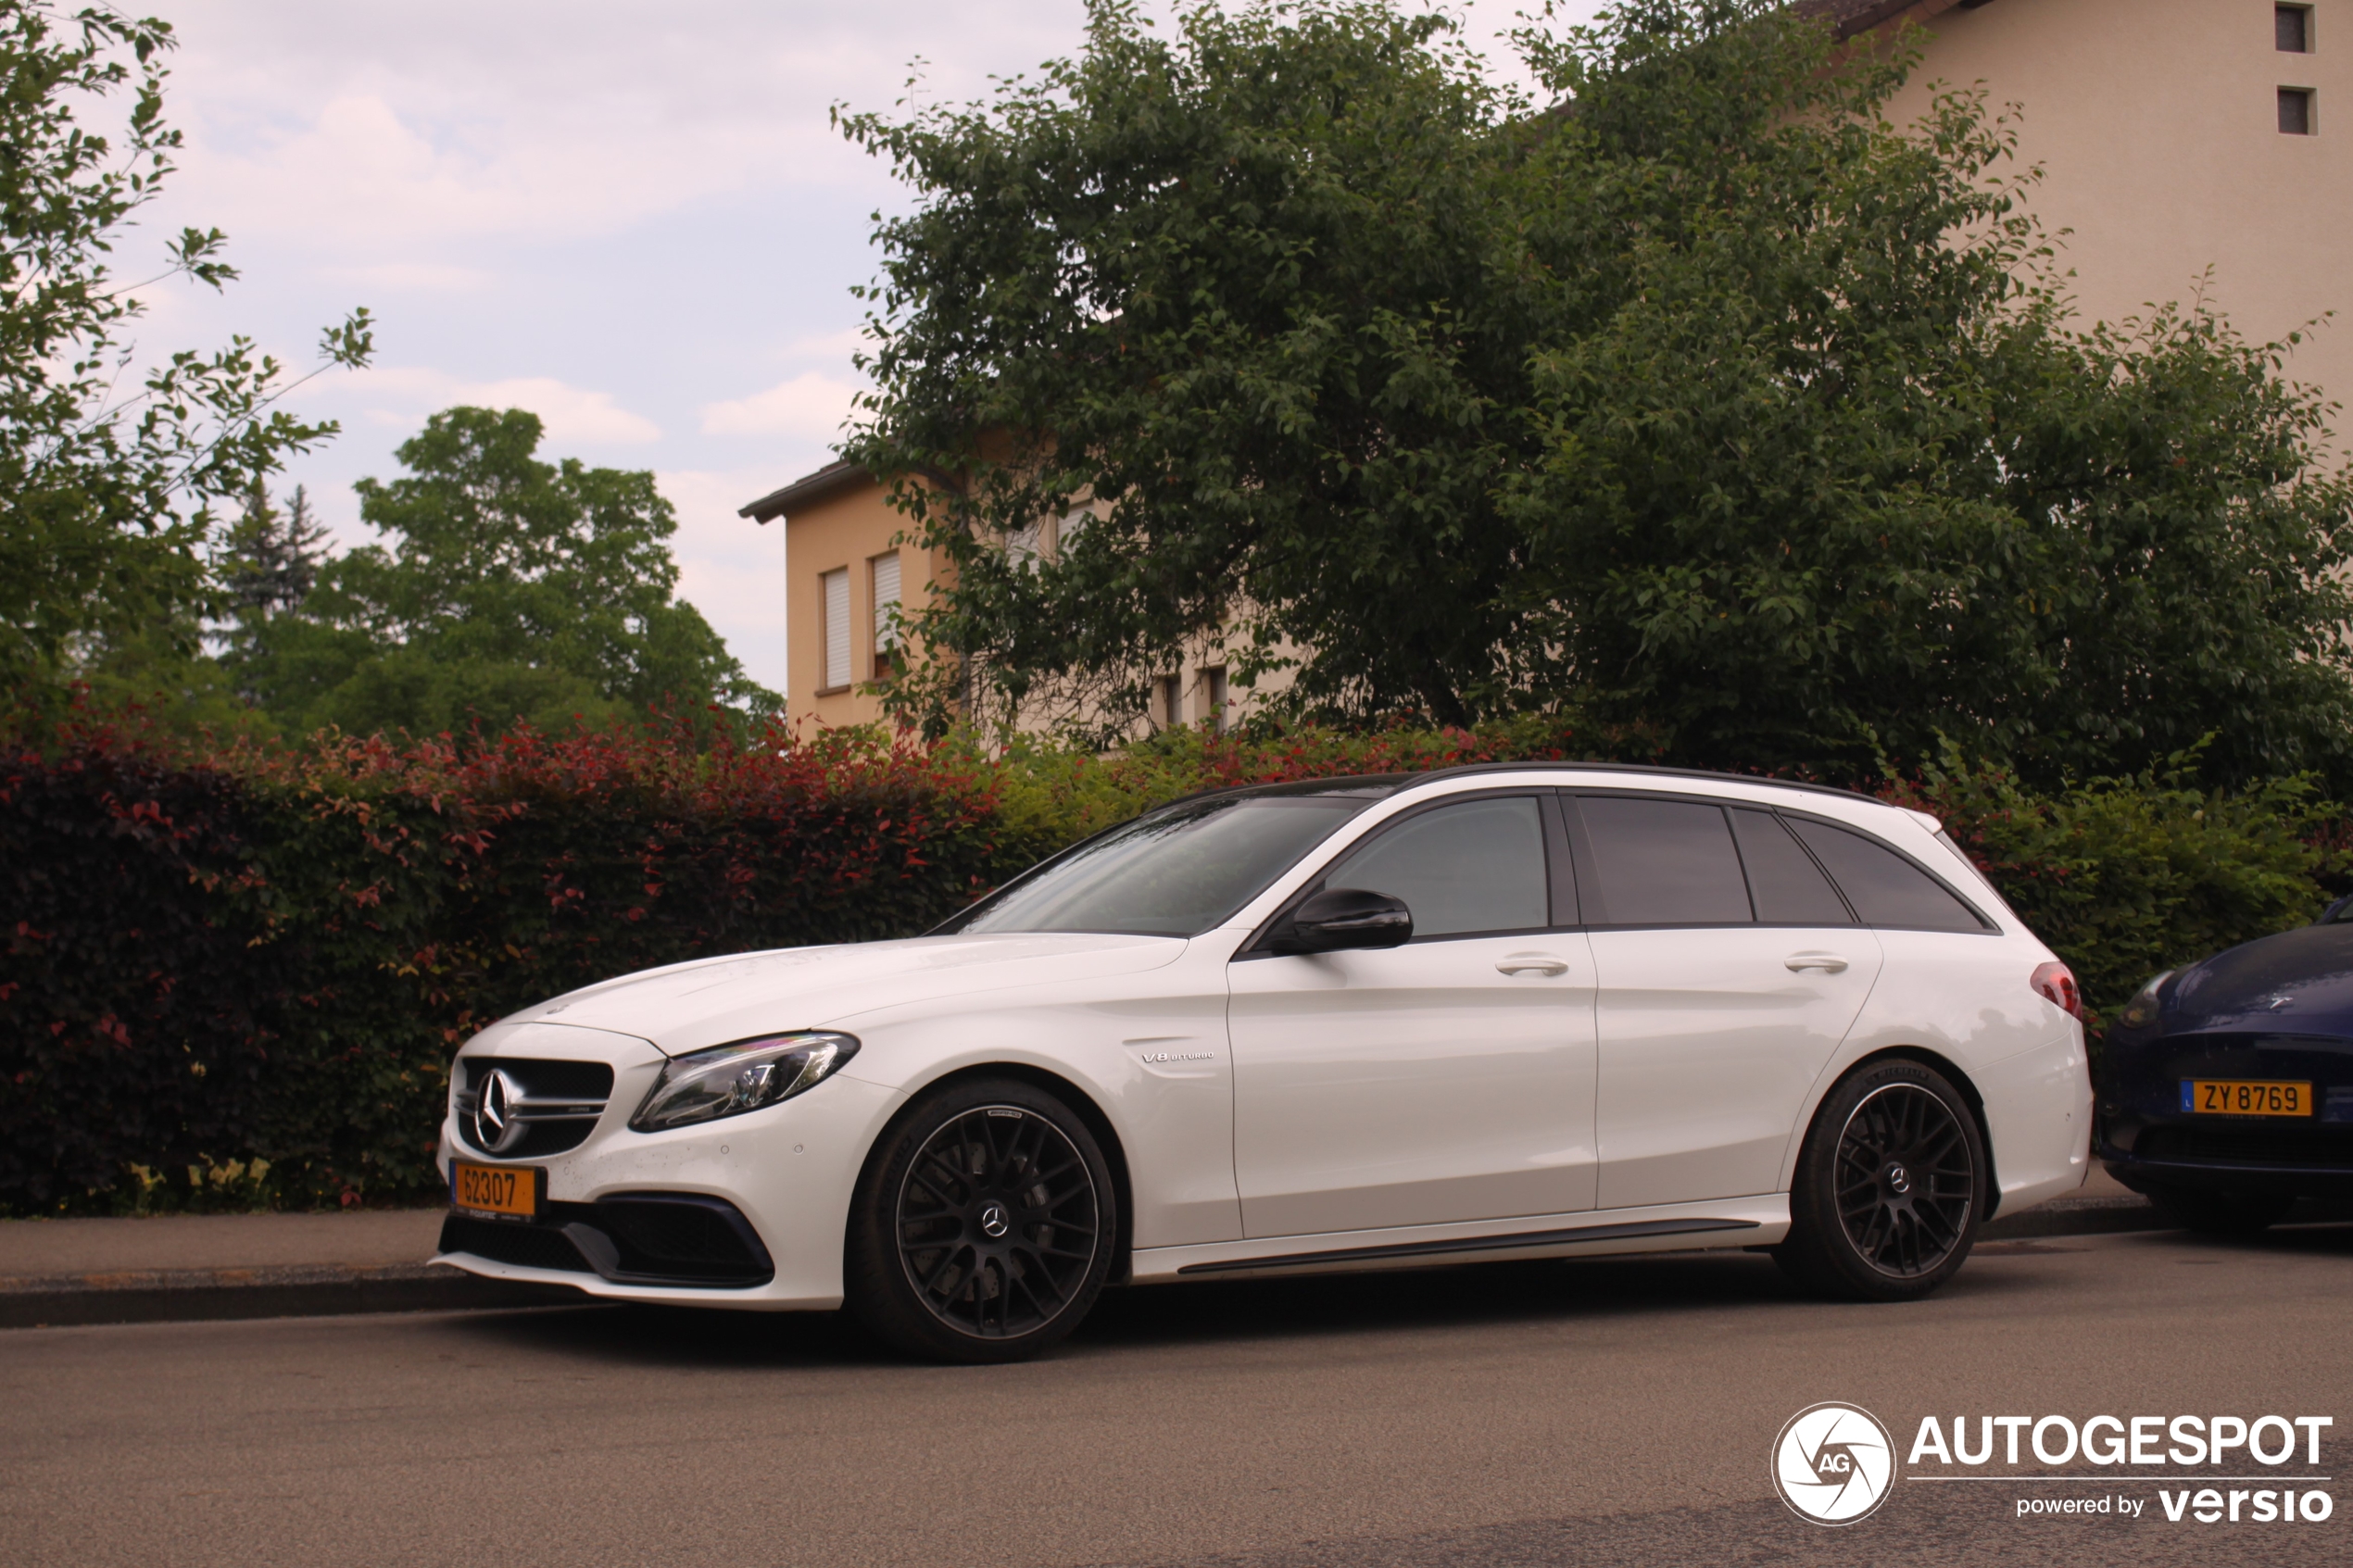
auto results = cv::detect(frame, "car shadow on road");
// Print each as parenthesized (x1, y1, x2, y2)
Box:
(425, 1240, 2063, 1372)
(1077, 1249, 1807, 1351)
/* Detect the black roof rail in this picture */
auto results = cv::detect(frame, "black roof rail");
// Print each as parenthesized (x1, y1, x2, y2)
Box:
(1396, 759, 1885, 807)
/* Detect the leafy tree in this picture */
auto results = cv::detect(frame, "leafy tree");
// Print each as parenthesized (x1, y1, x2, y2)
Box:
(232, 407, 776, 737)
(841, 0, 2353, 784)
(0, 1, 371, 696)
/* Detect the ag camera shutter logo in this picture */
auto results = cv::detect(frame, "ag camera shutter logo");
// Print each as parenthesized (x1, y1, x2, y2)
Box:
(1773, 1402, 1897, 1524)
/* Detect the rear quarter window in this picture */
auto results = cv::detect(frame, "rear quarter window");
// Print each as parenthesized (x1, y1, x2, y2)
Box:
(1785, 818, 1990, 933)
(1730, 808, 1853, 925)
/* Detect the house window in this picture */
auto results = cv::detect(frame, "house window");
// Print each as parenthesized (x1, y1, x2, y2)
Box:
(1157, 673, 1182, 728)
(820, 567, 850, 692)
(1007, 519, 1043, 570)
(1200, 666, 1228, 734)
(870, 551, 901, 679)
(2281, 86, 2316, 134)
(2278, 5, 2312, 53)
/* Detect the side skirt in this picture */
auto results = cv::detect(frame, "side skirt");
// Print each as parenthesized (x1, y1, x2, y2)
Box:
(1132, 1194, 1791, 1284)
(1176, 1217, 1755, 1276)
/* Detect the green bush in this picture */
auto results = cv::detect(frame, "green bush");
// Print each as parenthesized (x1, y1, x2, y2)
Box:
(978, 710, 1663, 852)
(1883, 747, 2331, 1024)
(0, 716, 1014, 1213)
(3, 709, 2338, 1213)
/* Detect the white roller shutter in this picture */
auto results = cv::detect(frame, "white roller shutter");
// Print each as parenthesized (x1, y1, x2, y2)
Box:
(821, 568, 850, 690)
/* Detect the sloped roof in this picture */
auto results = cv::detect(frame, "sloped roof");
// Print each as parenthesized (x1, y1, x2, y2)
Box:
(1795, 0, 1988, 41)
(737, 458, 869, 523)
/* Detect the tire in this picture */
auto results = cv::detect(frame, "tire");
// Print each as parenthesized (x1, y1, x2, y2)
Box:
(843, 1077, 1117, 1363)
(1776, 1058, 1986, 1302)
(2148, 1185, 2296, 1236)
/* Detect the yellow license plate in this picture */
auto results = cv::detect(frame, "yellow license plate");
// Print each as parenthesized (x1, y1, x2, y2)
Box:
(450, 1160, 540, 1219)
(2182, 1080, 2314, 1117)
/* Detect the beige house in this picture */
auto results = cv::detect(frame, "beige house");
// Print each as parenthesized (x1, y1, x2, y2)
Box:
(736, 460, 941, 734)
(1829, 0, 2351, 415)
(738, 462, 1252, 735)
(750, 0, 2348, 729)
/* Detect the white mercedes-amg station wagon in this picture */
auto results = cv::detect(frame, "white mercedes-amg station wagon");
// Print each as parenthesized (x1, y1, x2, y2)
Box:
(434, 764, 2092, 1361)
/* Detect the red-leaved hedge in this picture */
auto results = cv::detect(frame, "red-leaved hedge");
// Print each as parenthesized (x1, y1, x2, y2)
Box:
(4, 706, 2337, 1214)
(0, 718, 1017, 1212)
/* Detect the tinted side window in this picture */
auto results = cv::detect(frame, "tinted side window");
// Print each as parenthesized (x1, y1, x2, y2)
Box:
(1578, 797, 1752, 926)
(1730, 809, 1853, 926)
(1786, 819, 1989, 933)
(1326, 797, 1548, 937)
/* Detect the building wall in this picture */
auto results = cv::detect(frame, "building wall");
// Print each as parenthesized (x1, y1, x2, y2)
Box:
(778, 478, 1273, 734)
(781, 479, 948, 732)
(1881, 0, 2351, 424)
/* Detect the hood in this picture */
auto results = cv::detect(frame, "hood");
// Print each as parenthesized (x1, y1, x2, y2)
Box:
(2160, 922, 2353, 1035)
(501, 931, 1189, 1056)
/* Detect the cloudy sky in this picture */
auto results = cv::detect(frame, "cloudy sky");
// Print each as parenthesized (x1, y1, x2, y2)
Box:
(133, 1, 1607, 691)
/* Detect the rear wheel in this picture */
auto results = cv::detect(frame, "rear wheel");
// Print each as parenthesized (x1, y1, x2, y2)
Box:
(1777, 1058, 1984, 1302)
(2148, 1185, 2296, 1236)
(844, 1077, 1116, 1363)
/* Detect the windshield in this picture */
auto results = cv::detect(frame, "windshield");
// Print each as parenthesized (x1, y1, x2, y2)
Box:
(945, 796, 1372, 937)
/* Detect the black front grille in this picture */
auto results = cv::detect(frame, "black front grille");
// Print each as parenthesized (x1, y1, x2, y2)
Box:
(454, 1058, 617, 1159)
(2138, 1124, 2353, 1170)
(440, 1195, 774, 1288)
(440, 1214, 594, 1273)
(467, 1122, 597, 1160)
(464, 1058, 613, 1098)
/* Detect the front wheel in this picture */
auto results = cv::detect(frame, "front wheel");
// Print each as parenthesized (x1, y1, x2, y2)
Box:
(843, 1077, 1117, 1363)
(1776, 1058, 1985, 1302)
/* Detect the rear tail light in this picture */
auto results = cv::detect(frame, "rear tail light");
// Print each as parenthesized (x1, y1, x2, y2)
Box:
(2031, 960, 2082, 1020)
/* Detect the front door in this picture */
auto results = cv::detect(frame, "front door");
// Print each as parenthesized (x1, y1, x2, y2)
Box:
(1569, 794, 1884, 1211)
(1228, 794, 1599, 1238)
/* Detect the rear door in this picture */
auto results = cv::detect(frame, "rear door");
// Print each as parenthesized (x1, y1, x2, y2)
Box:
(1570, 793, 1883, 1211)
(1227, 792, 1599, 1237)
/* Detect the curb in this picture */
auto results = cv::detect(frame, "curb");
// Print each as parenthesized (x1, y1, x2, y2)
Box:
(0, 1262, 584, 1329)
(13, 1195, 2322, 1330)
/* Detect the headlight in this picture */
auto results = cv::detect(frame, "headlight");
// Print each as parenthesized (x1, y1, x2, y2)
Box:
(629, 1033, 860, 1132)
(2117, 972, 2171, 1032)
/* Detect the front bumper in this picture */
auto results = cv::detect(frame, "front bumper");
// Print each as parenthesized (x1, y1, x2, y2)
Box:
(440, 1191, 774, 1287)
(2098, 1028, 2353, 1197)
(432, 1020, 903, 1311)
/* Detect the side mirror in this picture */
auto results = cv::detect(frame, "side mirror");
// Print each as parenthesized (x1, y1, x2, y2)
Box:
(1275, 887, 1414, 955)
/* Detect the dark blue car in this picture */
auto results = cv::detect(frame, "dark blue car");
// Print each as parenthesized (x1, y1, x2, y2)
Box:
(2098, 906, 2353, 1232)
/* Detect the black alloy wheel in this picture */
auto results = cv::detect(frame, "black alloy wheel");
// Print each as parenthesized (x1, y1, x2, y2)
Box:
(1832, 1083, 1975, 1276)
(845, 1077, 1116, 1362)
(1778, 1058, 1985, 1302)
(897, 1105, 1100, 1336)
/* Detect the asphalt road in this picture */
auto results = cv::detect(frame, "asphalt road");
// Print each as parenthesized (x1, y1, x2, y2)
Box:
(3, 1225, 2348, 1568)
